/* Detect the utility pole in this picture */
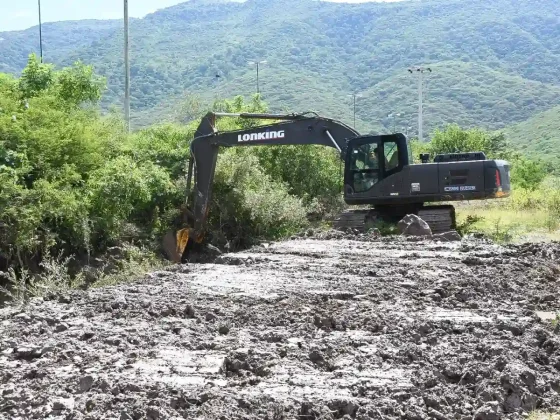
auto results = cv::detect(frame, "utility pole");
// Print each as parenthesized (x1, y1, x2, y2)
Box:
(387, 112, 402, 133)
(124, 0, 131, 132)
(38, 0, 43, 62)
(348, 93, 363, 129)
(248, 60, 267, 95)
(408, 66, 431, 142)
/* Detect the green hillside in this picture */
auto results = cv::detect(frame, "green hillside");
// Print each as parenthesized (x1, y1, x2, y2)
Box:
(502, 106, 560, 166)
(1, 0, 559, 139)
(0, 20, 121, 74)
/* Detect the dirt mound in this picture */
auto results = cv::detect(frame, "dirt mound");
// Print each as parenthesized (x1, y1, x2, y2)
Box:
(1, 236, 559, 419)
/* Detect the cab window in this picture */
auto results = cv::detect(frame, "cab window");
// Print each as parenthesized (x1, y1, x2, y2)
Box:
(384, 141, 399, 172)
(350, 143, 379, 193)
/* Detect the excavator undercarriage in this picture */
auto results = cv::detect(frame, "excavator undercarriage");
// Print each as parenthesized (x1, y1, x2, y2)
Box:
(333, 205, 456, 234)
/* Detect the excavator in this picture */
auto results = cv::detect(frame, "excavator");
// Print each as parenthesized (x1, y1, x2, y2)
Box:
(162, 111, 511, 262)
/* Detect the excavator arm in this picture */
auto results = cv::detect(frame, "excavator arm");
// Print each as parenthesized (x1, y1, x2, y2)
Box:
(163, 111, 360, 262)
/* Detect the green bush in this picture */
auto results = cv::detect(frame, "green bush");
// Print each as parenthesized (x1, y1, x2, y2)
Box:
(209, 149, 308, 248)
(428, 124, 510, 159)
(509, 156, 548, 191)
(0, 58, 327, 280)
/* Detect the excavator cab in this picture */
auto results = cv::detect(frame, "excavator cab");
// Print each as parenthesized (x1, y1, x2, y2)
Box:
(343, 134, 410, 196)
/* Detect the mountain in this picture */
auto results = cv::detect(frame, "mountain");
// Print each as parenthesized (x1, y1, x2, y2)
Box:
(502, 106, 560, 166)
(0, 20, 121, 74)
(1, 0, 559, 139)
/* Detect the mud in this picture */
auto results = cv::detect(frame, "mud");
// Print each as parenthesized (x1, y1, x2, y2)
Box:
(1, 234, 559, 419)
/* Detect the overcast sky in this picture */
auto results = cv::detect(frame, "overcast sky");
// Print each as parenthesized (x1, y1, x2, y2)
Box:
(0, 0, 405, 32)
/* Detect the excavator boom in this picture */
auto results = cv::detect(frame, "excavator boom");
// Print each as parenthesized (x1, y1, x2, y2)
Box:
(163, 112, 360, 262)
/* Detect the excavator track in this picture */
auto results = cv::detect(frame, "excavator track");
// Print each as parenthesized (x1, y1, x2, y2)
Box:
(332, 210, 375, 232)
(333, 205, 456, 235)
(418, 205, 456, 234)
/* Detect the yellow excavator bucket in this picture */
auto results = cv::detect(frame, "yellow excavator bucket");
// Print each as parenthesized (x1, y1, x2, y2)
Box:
(162, 228, 191, 263)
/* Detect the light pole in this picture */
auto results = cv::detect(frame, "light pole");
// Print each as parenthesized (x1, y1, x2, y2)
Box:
(408, 66, 432, 142)
(387, 112, 402, 133)
(124, 0, 131, 132)
(348, 93, 363, 128)
(38, 0, 43, 62)
(248, 60, 267, 95)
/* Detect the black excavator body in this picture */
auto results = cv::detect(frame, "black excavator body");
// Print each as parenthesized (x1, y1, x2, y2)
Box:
(333, 133, 510, 233)
(162, 112, 511, 263)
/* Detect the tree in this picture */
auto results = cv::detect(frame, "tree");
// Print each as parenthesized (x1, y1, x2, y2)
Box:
(56, 61, 106, 106)
(510, 157, 547, 191)
(18, 54, 54, 99)
(428, 124, 510, 159)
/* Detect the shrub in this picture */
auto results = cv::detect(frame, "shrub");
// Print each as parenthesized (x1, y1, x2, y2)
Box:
(428, 124, 510, 159)
(209, 149, 309, 249)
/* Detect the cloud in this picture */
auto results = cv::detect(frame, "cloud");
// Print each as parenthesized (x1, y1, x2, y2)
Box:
(13, 9, 33, 19)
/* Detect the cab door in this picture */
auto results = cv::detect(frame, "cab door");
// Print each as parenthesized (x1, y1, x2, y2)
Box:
(344, 137, 382, 195)
(344, 134, 409, 197)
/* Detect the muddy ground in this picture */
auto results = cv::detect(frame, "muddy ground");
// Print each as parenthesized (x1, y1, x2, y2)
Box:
(1, 232, 559, 419)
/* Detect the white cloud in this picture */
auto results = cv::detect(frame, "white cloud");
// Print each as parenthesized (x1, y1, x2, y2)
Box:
(13, 9, 33, 19)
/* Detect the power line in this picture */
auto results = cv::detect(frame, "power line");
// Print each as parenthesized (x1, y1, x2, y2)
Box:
(408, 66, 432, 142)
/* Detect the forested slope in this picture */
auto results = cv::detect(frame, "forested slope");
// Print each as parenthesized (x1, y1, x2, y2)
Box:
(1, 0, 559, 138)
(502, 106, 560, 167)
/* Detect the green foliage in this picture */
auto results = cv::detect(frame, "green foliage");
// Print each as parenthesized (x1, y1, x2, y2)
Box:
(428, 124, 510, 159)
(56, 60, 105, 105)
(0, 60, 326, 285)
(510, 157, 548, 191)
(254, 146, 343, 211)
(501, 106, 560, 168)
(210, 149, 308, 249)
(2, 0, 560, 148)
(86, 156, 175, 244)
(18, 54, 54, 99)
(456, 214, 485, 236)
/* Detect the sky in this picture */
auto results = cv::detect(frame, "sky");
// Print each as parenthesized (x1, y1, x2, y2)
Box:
(0, 0, 405, 32)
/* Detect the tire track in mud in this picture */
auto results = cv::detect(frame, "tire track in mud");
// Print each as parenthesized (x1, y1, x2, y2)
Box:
(0, 235, 559, 419)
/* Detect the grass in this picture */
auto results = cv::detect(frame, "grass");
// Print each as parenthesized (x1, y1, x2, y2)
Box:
(528, 412, 560, 420)
(455, 198, 560, 244)
(0, 244, 168, 305)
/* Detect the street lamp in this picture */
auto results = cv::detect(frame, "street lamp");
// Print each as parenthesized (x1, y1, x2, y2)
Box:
(248, 60, 267, 95)
(348, 93, 364, 129)
(387, 112, 402, 133)
(408, 66, 432, 142)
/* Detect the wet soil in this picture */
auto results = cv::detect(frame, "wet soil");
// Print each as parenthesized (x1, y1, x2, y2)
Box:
(1, 233, 559, 419)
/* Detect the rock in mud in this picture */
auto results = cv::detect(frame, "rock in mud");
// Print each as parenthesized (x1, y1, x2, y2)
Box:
(111, 296, 128, 309)
(55, 323, 69, 332)
(473, 401, 501, 420)
(120, 411, 133, 420)
(433, 230, 462, 241)
(500, 362, 536, 393)
(184, 304, 196, 318)
(52, 397, 75, 411)
(79, 375, 95, 393)
(398, 214, 432, 237)
(218, 325, 230, 335)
